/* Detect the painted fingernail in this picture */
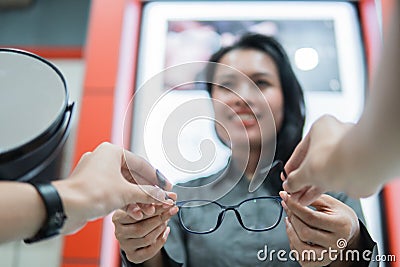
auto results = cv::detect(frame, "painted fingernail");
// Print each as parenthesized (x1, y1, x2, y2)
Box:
(165, 194, 174, 201)
(156, 169, 169, 190)
(154, 184, 174, 202)
(282, 168, 288, 180)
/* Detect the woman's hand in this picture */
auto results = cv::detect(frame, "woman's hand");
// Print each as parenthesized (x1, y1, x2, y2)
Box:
(280, 192, 360, 267)
(113, 204, 179, 264)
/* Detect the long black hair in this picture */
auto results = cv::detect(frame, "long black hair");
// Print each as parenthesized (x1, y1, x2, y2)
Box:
(205, 33, 305, 192)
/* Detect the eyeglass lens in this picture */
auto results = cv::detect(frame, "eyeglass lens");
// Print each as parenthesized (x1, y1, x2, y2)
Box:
(180, 201, 221, 233)
(238, 198, 281, 231)
(179, 198, 281, 233)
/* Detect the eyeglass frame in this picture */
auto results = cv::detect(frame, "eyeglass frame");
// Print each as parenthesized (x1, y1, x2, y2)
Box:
(175, 159, 287, 234)
(176, 196, 283, 234)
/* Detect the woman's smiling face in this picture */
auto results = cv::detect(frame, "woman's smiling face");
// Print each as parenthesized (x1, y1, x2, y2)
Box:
(211, 48, 284, 150)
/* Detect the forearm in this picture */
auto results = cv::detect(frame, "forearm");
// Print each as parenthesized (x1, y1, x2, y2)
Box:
(325, 4, 400, 189)
(359, 1, 400, 180)
(0, 182, 46, 243)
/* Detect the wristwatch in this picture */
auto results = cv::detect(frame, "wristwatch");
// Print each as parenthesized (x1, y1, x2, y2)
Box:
(24, 182, 67, 244)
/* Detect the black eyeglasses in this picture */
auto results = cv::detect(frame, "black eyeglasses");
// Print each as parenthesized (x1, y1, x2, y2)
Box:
(176, 160, 286, 234)
(176, 196, 283, 234)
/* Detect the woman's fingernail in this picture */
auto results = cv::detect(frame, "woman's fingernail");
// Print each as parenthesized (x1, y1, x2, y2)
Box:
(279, 191, 288, 201)
(163, 226, 171, 239)
(131, 205, 141, 212)
(156, 169, 169, 190)
(282, 180, 288, 191)
(169, 206, 179, 216)
(282, 169, 288, 180)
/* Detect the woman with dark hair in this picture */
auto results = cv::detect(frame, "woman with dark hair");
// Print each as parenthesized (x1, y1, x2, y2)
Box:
(205, 33, 305, 192)
(114, 33, 376, 266)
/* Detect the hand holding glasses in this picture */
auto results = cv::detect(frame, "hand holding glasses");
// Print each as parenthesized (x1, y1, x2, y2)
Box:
(176, 160, 286, 234)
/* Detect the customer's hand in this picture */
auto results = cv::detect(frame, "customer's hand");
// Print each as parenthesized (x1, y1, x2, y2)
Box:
(113, 203, 179, 264)
(53, 142, 176, 234)
(282, 115, 354, 205)
(280, 192, 360, 267)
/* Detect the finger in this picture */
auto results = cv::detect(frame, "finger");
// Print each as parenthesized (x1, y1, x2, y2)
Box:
(130, 210, 144, 220)
(113, 209, 133, 224)
(285, 218, 327, 265)
(122, 184, 176, 206)
(121, 167, 149, 185)
(285, 217, 317, 253)
(284, 133, 311, 175)
(128, 204, 177, 221)
(126, 226, 170, 264)
(122, 150, 155, 179)
(156, 169, 173, 191)
(117, 203, 174, 224)
(125, 204, 144, 220)
(290, 186, 325, 207)
(122, 151, 172, 190)
(281, 192, 336, 232)
(114, 212, 170, 240)
(114, 207, 141, 224)
(282, 167, 313, 195)
(137, 204, 156, 216)
(124, 169, 174, 193)
(288, 212, 332, 248)
(130, 170, 173, 192)
(281, 198, 296, 229)
(124, 221, 168, 248)
(282, 198, 332, 248)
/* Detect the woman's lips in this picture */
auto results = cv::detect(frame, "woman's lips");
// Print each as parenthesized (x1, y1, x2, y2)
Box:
(231, 111, 259, 127)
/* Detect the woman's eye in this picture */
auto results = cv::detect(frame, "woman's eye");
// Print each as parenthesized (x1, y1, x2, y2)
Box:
(255, 80, 271, 89)
(216, 82, 235, 90)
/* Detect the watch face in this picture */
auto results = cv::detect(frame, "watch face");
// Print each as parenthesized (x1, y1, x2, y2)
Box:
(51, 211, 67, 228)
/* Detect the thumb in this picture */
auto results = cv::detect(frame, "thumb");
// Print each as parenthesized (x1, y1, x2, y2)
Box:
(282, 166, 311, 194)
(123, 184, 176, 206)
(290, 186, 325, 206)
(308, 193, 338, 210)
(284, 133, 311, 176)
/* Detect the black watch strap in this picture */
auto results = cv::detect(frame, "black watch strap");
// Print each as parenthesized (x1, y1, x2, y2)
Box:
(24, 182, 67, 244)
